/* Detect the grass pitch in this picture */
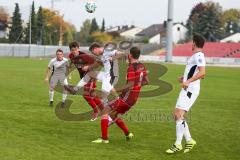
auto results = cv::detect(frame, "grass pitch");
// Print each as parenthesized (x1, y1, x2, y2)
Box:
(0, 57, 239, 160)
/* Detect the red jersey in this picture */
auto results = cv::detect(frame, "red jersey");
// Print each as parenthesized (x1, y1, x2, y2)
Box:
(68, 51, 95, 78)
(120, 62, 147, 106)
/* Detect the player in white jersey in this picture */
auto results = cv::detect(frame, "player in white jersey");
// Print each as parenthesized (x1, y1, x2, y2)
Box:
(68, 42, 124, 104)
(166, 35, 206, 154)
(44, 49, 69, 107)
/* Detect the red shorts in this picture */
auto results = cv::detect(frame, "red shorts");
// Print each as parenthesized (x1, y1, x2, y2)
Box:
(84, 81, 96, 92)
(108, 98, 132, 114)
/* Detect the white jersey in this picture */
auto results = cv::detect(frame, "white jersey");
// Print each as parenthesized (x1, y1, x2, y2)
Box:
(182, 51, 206, 94)
(48, 57, 69, 77)
(100, 50, 119, 78)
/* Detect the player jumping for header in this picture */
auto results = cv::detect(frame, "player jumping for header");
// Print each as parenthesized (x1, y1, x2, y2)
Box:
(91, 46, 149, 143)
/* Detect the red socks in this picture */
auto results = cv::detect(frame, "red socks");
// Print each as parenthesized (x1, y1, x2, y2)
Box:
(101, 118, 109, 140)
(115, 118, 129, 135)
(83, 95, 98, 113)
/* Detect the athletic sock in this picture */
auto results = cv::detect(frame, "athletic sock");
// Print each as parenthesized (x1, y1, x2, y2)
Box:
(62, 93, 67, 102)
(101, 118, 109, 140)
(183, 121, 192, 142)
(93, 97, 104, 111)
(49, 91, 54, 102)
(75, 74, 90, 89)
(175, 119, 185, 145)
(115, 118, 129, 135)
(83, 95, 98, 113)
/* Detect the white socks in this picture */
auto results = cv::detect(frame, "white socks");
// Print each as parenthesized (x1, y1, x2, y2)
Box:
(175, 119, 185, 145)
(75, 74, 90, 90)
(183, 121, 192, 142)
(62, 93, 67, 102)
(175, 119, 192, 145)
(49, 91, 54, 102)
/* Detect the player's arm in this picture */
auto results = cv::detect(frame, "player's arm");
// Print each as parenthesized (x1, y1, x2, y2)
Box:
(82, 60, 103, 71)
(115, 81, 134, 93)
(182, 66, 206, 89)
(142, 74, 149, 86)
(44, 67, 52, 83)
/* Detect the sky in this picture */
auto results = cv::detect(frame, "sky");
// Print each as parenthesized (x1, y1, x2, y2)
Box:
(0, 0, 240, 31)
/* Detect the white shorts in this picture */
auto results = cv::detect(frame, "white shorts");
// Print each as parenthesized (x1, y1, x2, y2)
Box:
(176, 89, 199, 112)
(50, 75, 68, 89)
(96, 71, 118, 93)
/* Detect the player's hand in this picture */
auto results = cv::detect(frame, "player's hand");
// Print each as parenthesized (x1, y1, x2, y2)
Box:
(44, 77, 49, 84)
(181, 81, 189, 89)
(178, 76, 183, 83)
(82, 65, 89, 71)
(109, 57, 113, 61)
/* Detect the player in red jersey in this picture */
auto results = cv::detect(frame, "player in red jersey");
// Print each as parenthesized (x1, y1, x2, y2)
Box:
(92, 46, 149, 143)
(67, 41, 104, 121)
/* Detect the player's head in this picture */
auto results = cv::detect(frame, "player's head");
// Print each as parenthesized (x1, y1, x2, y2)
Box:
(89, 42, 103, 56)
(192, 34, 205, 51)
(56, 49, 63, 61)
(128, 47, 141, 62)
(69, 41, 80, 56)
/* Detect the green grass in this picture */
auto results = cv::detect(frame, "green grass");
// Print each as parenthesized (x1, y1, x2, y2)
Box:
(0, 57, 239, 160)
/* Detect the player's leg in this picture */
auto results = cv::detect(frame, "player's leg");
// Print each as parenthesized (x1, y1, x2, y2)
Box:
(61, 78, 68, 106)
(92, 105, 112, 143)
(109, 100, 134, 140)
(49, 75, 57, 106)
(83, 82, 99, 121)
(166, 90, 198, 154)
(75, 71, 99, 89)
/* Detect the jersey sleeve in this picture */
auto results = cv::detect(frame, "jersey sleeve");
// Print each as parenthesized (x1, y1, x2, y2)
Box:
(195, 52, 206, 67)
(48, 58, 55, 69)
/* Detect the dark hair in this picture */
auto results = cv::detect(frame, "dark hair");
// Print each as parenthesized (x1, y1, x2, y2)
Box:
(69, 41, 80, 50)
(89, 42, 101, 52)
(193, 34, 205, 48)
(130, 47, 141, 59)
(56, 49, 63, 54)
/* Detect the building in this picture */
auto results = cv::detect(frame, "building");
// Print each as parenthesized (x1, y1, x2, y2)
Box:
(220, 33, 240, 43)
(136, 22, 188, 45)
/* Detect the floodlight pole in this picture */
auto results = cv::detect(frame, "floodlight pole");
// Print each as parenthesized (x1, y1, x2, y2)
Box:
(28, 6, 32, 57)
(166, 0, 174, 62)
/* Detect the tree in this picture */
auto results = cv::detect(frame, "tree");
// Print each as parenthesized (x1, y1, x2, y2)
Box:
(186, 1, 223, 41)
(221, 9, 240, 34)
(101, 18, 105, 32)
(90, 18, 99, 34)
(36, 6, 45, 45)
(0, 6, 9, 41)
(9, 3, 23, 43)
(91, 31, 113, 43)
(41, 8, 76, 45)
(24, 1, 37, 44)
(76, 19, 92, 45)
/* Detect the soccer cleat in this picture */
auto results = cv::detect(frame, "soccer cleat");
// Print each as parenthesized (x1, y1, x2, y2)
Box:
(90, 112, 99, 121)
(49, 101, 53, 106)
(166, 144, 183, 154)
(61, 102, 65, 108)
(92, 138, 109, 144)
(184, 139, 196, 153)
(126, 132, 134, 141)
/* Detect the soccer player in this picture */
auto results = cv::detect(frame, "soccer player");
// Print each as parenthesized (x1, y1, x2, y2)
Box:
(67, 41, 104, 121)
(91, 46, 149, 143)
(166, 34, 206, 154)
(71, 42, 124, 105)
(44, 49, 69, 107)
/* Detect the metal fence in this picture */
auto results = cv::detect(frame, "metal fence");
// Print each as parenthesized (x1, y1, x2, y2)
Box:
(0, 43, 161, 57)
(0, 43, 89, 57)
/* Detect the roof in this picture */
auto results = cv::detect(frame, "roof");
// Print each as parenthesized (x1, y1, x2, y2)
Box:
(136, 24, 165, 38)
